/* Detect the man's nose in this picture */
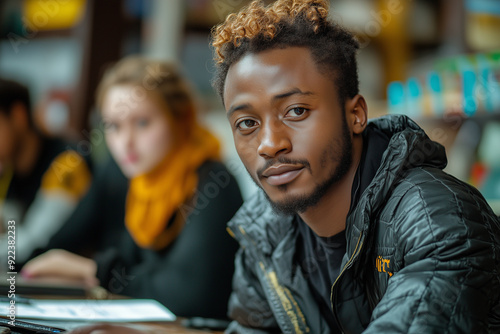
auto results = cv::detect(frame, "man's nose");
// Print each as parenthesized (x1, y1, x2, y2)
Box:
(257, 121, 291, 158)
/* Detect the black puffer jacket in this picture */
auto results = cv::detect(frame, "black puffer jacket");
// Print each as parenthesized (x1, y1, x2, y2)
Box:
(226, 115, 500, 334)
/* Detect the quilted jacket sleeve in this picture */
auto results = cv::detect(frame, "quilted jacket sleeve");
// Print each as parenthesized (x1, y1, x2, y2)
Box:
(225, 248, 282, 334)
(364, 169, 500, 334)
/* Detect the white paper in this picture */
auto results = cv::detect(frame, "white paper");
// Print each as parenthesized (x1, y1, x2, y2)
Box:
(0, 299, 176, 322)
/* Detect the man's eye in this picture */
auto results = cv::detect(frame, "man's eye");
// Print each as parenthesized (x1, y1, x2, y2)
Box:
(237, 119, 258, 130)
(286, 107, 308, 117)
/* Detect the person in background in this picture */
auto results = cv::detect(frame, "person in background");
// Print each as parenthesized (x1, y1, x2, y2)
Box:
(24, 154, 129, 263)
(0, 78, 91, 266)
(22, 56, 243, 319)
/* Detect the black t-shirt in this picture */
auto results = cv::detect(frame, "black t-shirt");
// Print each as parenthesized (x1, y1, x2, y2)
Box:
(295, 126, 390, 332)
(296, 218, 346, 331)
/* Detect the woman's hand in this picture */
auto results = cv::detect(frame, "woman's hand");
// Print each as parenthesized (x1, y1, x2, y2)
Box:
(21, 249, 99, 287)
(66, 324, 153, 334)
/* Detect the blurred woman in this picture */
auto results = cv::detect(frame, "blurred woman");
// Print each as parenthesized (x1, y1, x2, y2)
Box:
(22, 56, 243, 319)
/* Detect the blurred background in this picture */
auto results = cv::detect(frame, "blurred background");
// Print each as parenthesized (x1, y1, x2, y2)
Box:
(1, 0, 499, 212)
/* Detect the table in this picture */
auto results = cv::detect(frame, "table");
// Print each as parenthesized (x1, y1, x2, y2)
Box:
(139, 320, 224, 333)
(19, 315, 224, 333)
(3, 317, 224, 334)
(9, 290, 225, 333)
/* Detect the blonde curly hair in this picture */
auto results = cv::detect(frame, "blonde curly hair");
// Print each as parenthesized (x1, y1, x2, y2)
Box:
(210, 0, 359, 104)
(96, 56, 196, 133)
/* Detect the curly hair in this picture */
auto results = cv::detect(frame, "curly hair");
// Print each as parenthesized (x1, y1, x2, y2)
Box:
(211, 0, 359, 105)
(96, 56, 196, 131)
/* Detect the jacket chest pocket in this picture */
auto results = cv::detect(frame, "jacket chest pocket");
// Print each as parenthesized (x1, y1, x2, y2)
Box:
(375, 254, 393, 289)
(371, 220, 397, 297)
(367, 250, 395, 308)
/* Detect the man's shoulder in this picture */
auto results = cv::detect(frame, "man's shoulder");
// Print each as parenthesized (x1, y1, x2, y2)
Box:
(228, 190, 275, 228)
(42, 137, 85, 162)
(393, 166, 482, 203)
(379, 166, 499, 234)
(228, 190, 295, 247)
(40, 138, 92, 198)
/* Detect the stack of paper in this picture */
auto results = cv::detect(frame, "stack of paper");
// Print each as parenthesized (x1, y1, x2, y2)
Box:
(0, 299, 176, 322)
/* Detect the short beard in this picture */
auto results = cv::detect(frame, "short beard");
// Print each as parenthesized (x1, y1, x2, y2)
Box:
(262, 114, 353, 216)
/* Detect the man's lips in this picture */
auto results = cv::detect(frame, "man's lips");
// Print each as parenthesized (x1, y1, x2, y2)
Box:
(261, 164, 304, 186)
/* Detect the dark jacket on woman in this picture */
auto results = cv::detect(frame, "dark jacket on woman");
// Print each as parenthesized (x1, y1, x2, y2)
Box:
(225, 115, 500, 334)
(30, 159, 243, 319)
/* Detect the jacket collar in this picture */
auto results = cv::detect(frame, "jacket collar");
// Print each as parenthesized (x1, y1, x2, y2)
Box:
(227, 189, 294, 255)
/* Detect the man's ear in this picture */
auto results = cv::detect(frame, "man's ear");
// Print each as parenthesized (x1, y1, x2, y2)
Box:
(345, 95, 367, 135)
(10, 102, 30, 131)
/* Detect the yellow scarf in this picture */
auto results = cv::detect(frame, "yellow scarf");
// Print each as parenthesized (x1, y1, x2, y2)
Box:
(125, 125, 221, 250)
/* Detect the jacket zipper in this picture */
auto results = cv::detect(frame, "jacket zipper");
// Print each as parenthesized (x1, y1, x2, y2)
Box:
(330, 232, 364, 333)
(228, 224, 310, 333)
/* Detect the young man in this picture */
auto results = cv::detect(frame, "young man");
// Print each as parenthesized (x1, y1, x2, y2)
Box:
(0, 78, 91, 265)
(210, 0, 500, 333)
(62, 1, 498, 334)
